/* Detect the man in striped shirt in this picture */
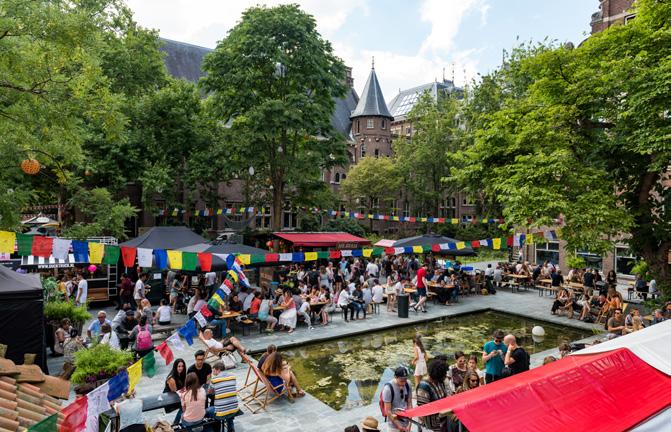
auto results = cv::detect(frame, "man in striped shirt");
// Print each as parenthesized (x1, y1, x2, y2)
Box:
(206, 361, 239, 431)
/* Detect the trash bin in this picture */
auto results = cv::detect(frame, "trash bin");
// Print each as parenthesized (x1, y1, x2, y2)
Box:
(397, 294, 409, 318)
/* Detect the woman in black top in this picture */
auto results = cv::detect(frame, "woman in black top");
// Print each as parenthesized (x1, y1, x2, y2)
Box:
(164, 358, 187, 393)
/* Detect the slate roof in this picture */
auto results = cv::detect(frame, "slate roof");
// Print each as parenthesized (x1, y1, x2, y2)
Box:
(387, 79, 462, 120)
(159, 38, 358, 138)
(350, 67, 393, 120)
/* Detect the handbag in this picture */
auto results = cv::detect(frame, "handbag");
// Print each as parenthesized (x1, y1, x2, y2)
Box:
(221, 352, 237, 370)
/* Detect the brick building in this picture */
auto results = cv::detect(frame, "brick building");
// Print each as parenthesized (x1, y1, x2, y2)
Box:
(590, 0, 636, 34)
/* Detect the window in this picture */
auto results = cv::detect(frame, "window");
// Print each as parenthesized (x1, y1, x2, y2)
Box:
(403, 201, 410, 218)
(451, 197, 456, 207)
(461, 215, 473, 223)
(577, 250, 603, 271)
(282, 209, 297, 229)
(356, 120, 360, 134)
(624, 14, 636, 24)
(367, 119, 374, 129)
(615, 246, 637, 275)
(360, 143, 366, 158)
(341, 174, 346, 181)
(389, 200, 397, 216)
(405, 126, 412, 135)
(334, 172, 340, 184)
(374, 149, 380, 157)
(536, 242, 560, 266)
(381, 119, 386, 129)
(256, 206, 271, 229)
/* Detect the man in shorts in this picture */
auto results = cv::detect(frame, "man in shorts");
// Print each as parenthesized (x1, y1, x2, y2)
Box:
(198, 329, 248, 356)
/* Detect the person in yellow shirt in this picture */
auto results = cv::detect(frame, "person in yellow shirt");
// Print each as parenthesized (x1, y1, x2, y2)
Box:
(57, 276, 68, 299)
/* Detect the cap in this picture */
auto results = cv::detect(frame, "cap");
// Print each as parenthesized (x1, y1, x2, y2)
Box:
(394, 366, 409, 378)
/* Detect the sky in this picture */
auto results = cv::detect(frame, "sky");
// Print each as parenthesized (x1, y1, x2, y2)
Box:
(125, 0, 596, 100)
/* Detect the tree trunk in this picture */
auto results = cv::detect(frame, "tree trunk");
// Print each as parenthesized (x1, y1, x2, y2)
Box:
(271, 181, 284, 252)
(641, 242, 671, 298)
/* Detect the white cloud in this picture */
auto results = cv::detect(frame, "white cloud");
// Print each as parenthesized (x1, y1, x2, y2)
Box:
(419, 0, 488, 56)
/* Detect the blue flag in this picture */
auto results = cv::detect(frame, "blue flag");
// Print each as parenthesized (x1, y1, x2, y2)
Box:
(154, 249, 168, 269)
(107, 370, 129, 401)
(291, 252, 304, 262)
(178, 319, 197, 345)
(351, 249, 363, 257)
(72, 240, 89, 263)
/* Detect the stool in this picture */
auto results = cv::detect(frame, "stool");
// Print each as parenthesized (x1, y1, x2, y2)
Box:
(240, 319, 255, 336)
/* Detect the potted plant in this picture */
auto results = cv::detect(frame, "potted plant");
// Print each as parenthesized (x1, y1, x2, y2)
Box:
(71, 343, 134, 386)
(44, 300, 91, 353)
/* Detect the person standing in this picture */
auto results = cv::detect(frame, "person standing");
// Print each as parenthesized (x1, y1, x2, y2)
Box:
(411, 334, 428, 385)
(416, 359, 449, 431)
(119, 273, 134, 311)
(382, 367, 413, 432)
(503, 334, 530, 376)
(411, 262, 428, 312)
(75, 273, 88, 307)
(482, 330, 506, 383)
(133, 273, 147, 309)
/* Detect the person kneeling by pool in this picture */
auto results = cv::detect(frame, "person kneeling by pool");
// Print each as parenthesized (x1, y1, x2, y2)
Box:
(198, 329, 248, 356)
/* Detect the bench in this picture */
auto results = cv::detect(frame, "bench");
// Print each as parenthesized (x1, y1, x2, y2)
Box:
(151, 323, 181, 341)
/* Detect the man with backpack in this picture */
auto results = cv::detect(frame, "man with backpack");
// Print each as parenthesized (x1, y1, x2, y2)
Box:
(503, 334, 530, 376)
(381, 366, 413, 431)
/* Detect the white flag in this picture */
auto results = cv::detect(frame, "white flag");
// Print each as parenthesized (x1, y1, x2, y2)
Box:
(52, 238, 71, 260)
(137, 248, 153, 268)
(193, 311, 207, 328)
(341, 250, 353, 257)
(166, 333, 185, 352)
(394, 247, 405, 255)
(279, 253, 293, 262)
(86, 381, 111, 432)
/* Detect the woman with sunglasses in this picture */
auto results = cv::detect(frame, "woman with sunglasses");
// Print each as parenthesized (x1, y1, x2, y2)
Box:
(457, 370, 481, 393)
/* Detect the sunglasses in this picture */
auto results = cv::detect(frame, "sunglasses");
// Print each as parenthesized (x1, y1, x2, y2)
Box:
(469, 379, 479, 383)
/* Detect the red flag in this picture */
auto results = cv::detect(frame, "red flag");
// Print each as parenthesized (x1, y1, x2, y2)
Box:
(384, 247, 395, 256)
(431, 244, 441, 252)
(438, 218, 445, 223)
(506, 236, 514, 247)
(471, 240, 481, 249)
(155, 341, 174, 365)
(60, 395, 87, 432)
(197, 252, 212, 272)
(265, 253, 279, 262)
(329, 250, 341, 259)
(408, 217, 416, 223)
(199, 304, 212, 318)
(223, 278, 234, 290)
(32, 236, 53, 257)
(120, 246, 137, 268)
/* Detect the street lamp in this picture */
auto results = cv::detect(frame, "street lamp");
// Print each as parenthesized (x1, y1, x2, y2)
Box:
(248, 166, 255, 176)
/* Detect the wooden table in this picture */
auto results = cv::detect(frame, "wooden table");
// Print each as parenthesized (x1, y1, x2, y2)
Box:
(539, 279, 552, 286)
(404, 288, 417, 294)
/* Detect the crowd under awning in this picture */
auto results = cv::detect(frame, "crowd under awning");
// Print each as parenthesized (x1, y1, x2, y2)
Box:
(273, 232, 371, 248)
(399, 320, 671, 431)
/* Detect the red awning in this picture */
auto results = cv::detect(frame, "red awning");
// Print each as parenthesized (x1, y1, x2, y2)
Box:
(273, 232, 371, 248)
(399, 348, 671, 432)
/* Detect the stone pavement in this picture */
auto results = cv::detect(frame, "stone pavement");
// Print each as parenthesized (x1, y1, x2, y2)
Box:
(57, 285, 606, 431)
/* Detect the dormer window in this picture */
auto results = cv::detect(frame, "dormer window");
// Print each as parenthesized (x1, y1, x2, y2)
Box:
(367, 119, 374, 129)
(381, 119, 386, 129)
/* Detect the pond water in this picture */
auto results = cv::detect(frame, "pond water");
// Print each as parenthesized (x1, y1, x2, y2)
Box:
(281, 311, 590, 410)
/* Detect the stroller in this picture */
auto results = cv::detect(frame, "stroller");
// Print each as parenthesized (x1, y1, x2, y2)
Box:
(174, 291, 190, 315)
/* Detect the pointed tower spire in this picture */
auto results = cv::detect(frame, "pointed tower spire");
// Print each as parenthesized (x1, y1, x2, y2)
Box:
(372, 56, 375, 70)
(350, 66, 393, 119)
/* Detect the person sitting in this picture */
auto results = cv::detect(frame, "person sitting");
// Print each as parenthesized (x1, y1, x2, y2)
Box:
(178, 373, 206, 429)
(350, 284, 367, 320)
(257, 292, 278, 333)
(543, 356, 557, 365)
(417, 359, 449, 431)
(607, 308, 626, 338)
(129, 315, 153, 358)
(164, 358, 187, 424)
(87, 311, 112, 340)
(583, 293, 607, 322)
(624, 308, 645, 332)
(187, 350, 212, 388)
(651, 309, 667, 325)
(116, 310, 138, 350)
(156, 299, 172, 325)
(278, 289, 298, 333)
(260, 352, 305, 398)
(198, 329, 247, 357)
(53, 318, 72, 357)
(551, 287, 570, 315)
(256, 345, 276, 372)
(337, 285, 355, 322)
(100, 323, 121, 349)
(205, 361, 240, 432)
(229, 294, 243, 313)
(606, 288, 623, 316)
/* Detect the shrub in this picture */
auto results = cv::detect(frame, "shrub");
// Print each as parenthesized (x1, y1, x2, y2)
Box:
(44, 301, 91, 324)
(630, 260, 649, 277)
(566, 255, 587, 269)
(71, 343, 133, 384)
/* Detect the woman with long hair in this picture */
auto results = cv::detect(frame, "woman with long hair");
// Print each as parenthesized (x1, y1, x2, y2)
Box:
(278, 289, 297, 333)
(417, 359, 450, 431)
(261, 352, 305, 397)
(178, 372, 206, 428)
(447, 351, 468, 392)
(457, 370, 481, 393)
(164, 358, 187, 423)
(412, 334, 428, 386)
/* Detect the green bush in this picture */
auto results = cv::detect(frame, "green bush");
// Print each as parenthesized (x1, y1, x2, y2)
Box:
(324, 218, 367, 237)
(566, 255, 587, 269)
(71, 343, 133, 384)
(44, 301, 91, 324)
(631, 260, 648, 277)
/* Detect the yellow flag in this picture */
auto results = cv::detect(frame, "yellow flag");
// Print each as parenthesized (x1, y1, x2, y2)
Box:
(420, 217, 427, 222)
(127, 359, 143, 394)
(412, 246, 423, 254)
(451, 218, 459, 224)
(367, 214, 374, 219)
(167, 250, 183, 269)
(238, 254, 251, 265)
(456, 242, 466, 250)
(392, 216, 399, 221)
(0, 231, 16, 254)
(304, 252, 318, 261)
(527, 233, 535, 245)
(363, 248, 373, 258)
(492, 238, 502, 250)
(344, 212, 350, 217)
(227, 270, 238, 282)
(88, 242, 104, 264)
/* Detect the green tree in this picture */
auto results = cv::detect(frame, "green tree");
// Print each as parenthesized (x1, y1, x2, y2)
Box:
(452, 0, 671, 294)
(62, 188, 136, 240)
(394, 92, 461, 214)
(340, 156, 401, 214)
(200, 4, 348, 239)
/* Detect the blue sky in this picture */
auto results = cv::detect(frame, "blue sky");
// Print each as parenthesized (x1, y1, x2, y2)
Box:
(126, 0, 596, 99)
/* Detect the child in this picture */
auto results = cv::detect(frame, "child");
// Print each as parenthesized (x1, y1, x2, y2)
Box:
(412, 334, 428, 386)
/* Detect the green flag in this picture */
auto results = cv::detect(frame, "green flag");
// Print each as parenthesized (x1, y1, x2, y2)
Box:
(16, 233, 33, 256)
(142, 350, 156, 378)
(28, 414, 58, 432)
(372, 247, 384, 257)
(182, 252, 197, 271)
(317, 251, 329, 259)
(250, 254, 266, 265)
(102, 245, 120, 265)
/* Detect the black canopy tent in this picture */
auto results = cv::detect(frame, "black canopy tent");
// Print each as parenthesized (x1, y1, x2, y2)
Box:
(0, 266, 47, 372)
(393, 234, 477, 257)
(119, 226, 207, 250)
(179, 242, 270, 271)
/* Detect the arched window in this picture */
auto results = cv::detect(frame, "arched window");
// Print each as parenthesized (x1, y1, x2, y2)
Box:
(334, 172, 341, 184)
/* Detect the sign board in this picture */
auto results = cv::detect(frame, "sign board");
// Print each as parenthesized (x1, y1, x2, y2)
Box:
(336, 242, 360, 250)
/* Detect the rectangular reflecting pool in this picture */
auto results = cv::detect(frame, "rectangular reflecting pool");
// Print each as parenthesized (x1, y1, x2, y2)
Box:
(281, 311, 590, 410)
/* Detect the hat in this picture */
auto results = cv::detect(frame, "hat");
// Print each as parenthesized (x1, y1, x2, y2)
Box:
(360, 416, 380, 432)
(394, 366, 408, 378)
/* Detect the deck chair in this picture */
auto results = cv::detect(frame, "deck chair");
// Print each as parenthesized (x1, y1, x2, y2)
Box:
(238, 353, 290, 413)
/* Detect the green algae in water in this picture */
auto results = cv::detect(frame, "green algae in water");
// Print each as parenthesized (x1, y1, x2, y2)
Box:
(281, 311, 590, 410)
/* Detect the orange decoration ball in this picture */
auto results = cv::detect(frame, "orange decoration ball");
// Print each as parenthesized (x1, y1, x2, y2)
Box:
(20, 159, 40, 175)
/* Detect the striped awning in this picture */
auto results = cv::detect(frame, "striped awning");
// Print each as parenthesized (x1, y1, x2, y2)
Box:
(21, 254, 78, 269)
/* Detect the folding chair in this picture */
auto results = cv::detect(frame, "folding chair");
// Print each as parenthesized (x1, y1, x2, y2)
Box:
(238, 353, 290, 413)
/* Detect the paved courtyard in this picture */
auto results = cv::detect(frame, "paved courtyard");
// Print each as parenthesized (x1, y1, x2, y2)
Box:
(54, 285, 607, 431)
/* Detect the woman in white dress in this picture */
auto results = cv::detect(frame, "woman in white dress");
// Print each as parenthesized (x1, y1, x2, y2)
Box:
(278, 290, 298, 333)
(412, 334, 428, 386)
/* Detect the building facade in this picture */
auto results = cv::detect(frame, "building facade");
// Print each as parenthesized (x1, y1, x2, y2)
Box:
(590, 0, 636, 34)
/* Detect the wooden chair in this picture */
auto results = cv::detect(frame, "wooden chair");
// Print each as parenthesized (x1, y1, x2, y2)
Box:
(238, 353, 290, 413)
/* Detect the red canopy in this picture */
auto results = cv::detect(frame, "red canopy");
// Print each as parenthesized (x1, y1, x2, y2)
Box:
(400, 348, 671, 432)
(273, 232, 371, 248)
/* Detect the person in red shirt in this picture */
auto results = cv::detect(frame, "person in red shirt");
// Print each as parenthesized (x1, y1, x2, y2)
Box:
(411, 262, 429, 312)
(249, 292, 262, 319)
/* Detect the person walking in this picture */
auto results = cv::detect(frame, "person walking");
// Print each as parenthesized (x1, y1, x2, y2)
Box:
(133, 273, 148, 309)
(411, 334, 428, 386)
